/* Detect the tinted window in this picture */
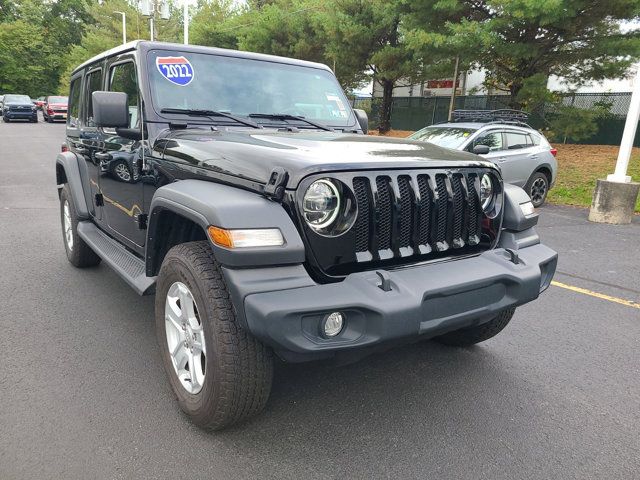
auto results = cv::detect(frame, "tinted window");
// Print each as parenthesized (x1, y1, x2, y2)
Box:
(109, 62, 139, 128)
(473, 131, 504, 151)
(68, 78, 81, 127)
(85, 69, 103, 127)
(410, 126, 477, 149)
(505, 132, 532, 150)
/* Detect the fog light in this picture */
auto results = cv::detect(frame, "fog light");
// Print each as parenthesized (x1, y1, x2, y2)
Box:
(321, 312, 344, 338)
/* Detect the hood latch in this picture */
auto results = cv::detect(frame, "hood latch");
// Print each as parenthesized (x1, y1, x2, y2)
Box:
(263, 167, 289, 202)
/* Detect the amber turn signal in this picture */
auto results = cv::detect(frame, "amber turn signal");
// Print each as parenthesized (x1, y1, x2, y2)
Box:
(207, 226, 284, 249)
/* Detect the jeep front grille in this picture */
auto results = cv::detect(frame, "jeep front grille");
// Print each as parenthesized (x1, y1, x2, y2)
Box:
(352, 172, 483, 259)
(296, 168, 502, 279)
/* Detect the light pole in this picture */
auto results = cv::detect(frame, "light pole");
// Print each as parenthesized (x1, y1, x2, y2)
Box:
(113, 11, 126, 45)
(183, 0, 189, 45)
(588, 64, 640, 224)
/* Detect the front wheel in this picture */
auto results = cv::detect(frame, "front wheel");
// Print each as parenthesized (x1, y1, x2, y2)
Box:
(526, 172, 549, 207)
(433, 308, 515, 347)
(155, 241, 273, 430)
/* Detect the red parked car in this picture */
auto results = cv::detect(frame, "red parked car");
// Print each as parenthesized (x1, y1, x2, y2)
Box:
(34, 96, 46, 110)
(43, 96, 68, 122)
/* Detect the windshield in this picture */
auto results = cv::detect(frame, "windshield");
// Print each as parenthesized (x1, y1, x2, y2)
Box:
(148, 50, 354, 127)
(4, 95, 32, 104)
(49, 96, 68, 104)
(410, 126, 477, 149)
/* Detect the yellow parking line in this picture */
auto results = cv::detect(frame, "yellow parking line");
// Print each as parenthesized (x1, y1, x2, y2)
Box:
(551, 281, 640, 310)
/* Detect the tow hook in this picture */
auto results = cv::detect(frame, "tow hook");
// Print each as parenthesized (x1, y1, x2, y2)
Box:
(505, 248, 520, 265)
(376, 271, 392, 292)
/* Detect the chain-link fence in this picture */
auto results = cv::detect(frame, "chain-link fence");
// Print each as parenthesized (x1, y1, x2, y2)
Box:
(353, 92, 636, 145)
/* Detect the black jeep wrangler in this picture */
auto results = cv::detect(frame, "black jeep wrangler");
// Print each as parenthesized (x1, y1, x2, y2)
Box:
(56, 41, 557, 430)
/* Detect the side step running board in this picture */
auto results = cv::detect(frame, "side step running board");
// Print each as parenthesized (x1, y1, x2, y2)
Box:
(77, 222, 156, 295)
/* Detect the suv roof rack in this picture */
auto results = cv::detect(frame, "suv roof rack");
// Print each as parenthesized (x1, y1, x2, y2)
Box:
(452, 109, 531, 127)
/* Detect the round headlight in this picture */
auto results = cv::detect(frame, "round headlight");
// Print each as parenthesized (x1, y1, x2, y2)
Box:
(303, 179, 341, 230)
(480, 174, 495, 211)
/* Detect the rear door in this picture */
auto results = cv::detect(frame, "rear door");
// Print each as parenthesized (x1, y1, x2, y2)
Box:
(78, 67, 105, 220)
(498, 130, 538, 186)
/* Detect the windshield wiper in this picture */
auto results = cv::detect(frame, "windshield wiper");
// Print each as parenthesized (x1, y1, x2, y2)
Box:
(248, 113, 333, 132)
(160, 108, 261, 129)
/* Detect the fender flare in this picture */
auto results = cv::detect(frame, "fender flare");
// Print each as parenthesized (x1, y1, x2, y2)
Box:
(146, 179, 305, 270)
(56, 151, 89, 220)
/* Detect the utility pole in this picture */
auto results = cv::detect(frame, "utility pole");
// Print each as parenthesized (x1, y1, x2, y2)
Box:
(113, 11, 126, 44)
(447, 56, 460, 122)
(183, 0, 189, 45)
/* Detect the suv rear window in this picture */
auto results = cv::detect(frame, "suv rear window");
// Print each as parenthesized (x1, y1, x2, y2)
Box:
(505, 131, 532, 150)
(68, 78, 81, 127)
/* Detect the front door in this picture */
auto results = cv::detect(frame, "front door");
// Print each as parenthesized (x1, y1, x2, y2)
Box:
(98, 59, 146, 250)
(495, 130, 538, 187)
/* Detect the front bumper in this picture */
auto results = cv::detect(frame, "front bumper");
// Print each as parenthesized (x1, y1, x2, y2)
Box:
(4, 110, 37, 120)
(223, 242, 557, 361)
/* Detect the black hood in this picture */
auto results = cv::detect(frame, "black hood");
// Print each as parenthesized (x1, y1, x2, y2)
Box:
(158, 129, 497, 188)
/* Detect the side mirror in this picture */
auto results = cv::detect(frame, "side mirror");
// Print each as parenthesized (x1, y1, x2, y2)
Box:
(92, 91, 128, 128)
(354, 108, 368, 134)
(473, 144, 490, 155)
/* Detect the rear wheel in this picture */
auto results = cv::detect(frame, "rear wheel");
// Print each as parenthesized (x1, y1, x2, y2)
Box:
(2, 116, 9, 123)
(433, 308, 515, 347)
(155, 241, 273, 430)
(59, 185, 101, 268)
(526, 172, 549, 207)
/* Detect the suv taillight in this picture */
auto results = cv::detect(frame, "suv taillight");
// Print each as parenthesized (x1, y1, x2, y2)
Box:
(550, 148, 557, 157)
(61, 143, 68, 153)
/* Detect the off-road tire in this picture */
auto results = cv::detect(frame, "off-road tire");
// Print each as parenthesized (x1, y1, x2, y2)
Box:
(525, 171, 549, 208)
(155, 241, 273, 430)
(59, 184, 101, 268)
(434, 308, 516, 347)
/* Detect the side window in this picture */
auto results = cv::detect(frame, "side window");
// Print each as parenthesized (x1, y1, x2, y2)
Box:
(474, 132, 504, 151)
(109, 62, 139, 128)
(68, 77, 81, 128)
(84, 69, 103, 127)
(505, 132, 531, 150)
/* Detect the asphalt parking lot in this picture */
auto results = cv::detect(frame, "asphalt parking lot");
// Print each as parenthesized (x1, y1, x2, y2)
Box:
(1, 116, 639, 480)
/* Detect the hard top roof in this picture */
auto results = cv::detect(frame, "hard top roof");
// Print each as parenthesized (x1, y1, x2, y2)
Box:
(72, 40, 333, 75)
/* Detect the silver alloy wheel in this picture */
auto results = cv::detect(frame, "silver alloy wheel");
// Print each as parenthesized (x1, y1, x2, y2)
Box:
(165, 282, 207, 394)
(63, 200, 73, 251)
(114, 163, 131, 182)
(530, 177, 547, 205)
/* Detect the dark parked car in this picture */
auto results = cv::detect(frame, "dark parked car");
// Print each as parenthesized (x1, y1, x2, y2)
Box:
(56, 41, 557, 430)
(2, 94, 38, 122)
(43, 95, 68, 122)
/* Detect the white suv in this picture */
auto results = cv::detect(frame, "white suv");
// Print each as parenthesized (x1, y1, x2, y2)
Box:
(410, 110, 558, 207)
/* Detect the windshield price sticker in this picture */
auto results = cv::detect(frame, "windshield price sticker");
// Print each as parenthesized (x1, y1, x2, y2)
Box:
(156, 56, 194, 86)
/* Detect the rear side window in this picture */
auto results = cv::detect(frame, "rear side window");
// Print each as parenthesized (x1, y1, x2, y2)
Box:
(84, 69, 103, 127)
(109, 62, 139, 128)
(505, 132, 532, 150)
(68, 77, 81, 127)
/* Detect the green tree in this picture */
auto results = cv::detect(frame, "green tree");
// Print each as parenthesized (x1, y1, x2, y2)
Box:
(190, 0, 243, 49)
(0, 21, 56, 96)
(406, 0, 640, 109)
